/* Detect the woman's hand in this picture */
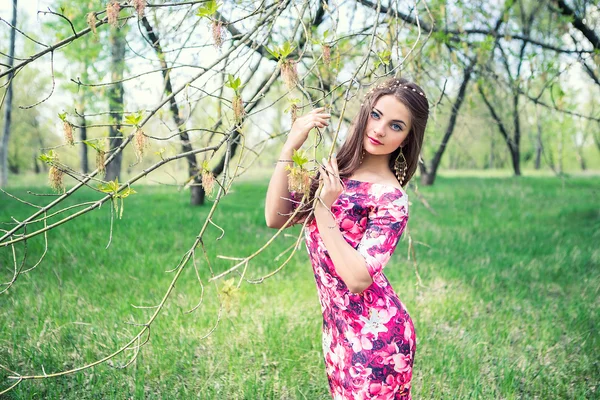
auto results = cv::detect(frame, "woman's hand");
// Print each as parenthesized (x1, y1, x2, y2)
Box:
(317, 154, 343, 209)
(284, 107, 330, 151)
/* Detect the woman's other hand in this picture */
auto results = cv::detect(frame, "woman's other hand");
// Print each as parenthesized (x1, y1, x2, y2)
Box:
(285, 107, 330, 151)
(318, 154, 343, 209)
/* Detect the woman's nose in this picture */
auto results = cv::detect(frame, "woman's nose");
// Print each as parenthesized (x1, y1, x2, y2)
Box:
(374, 124, 385, 137)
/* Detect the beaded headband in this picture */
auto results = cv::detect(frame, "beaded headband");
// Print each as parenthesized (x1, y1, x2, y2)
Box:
(363, 79, 427, 99)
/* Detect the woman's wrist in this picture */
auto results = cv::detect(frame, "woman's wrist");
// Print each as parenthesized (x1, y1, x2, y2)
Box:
(280, 144, 296, 156)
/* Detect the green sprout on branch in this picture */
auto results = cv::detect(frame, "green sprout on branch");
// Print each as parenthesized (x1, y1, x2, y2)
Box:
(285, 149, 312, 195)
(196, 0, 220, 18)
(98, 178, 137, 219)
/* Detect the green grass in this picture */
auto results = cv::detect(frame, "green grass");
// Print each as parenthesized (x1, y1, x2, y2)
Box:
(0, 175, 598, 399)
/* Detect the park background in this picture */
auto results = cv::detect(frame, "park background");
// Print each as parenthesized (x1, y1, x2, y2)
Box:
(0, 0, 598, 398)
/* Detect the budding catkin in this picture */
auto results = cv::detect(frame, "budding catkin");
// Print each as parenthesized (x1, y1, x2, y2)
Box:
(212, 20, 224, 49)
(107, 1, 120, 27)
(49, 165, 64, 193)
(280, 60, 298, 90)
(86, 12, 97, 34)
(132, 0, 146, 18)
(201, 170, 215, 196)
(232, 95, 244, 122)
(323, 45, 331, 66)
(63, 121, 74, 145)
(286, 167, 311, 195)
(96, 150, 106, 178)
(134, 128, 147, 158)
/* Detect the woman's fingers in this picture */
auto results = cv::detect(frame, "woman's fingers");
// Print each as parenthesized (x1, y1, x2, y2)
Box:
(321, 158, 336, 185)
(330, 154, 341, 186)
(308, 119, 329, 129)
(330, 154, 339, 174)
(318, 165, 329, 190)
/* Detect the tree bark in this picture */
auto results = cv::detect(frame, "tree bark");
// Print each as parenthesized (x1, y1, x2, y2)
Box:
(534, 104, 543, 169)
(478, 85, 521, 176)
(104, 27, 126, 182)
(419, 62, 474, 185)
(141, 17, 201, 203)
(78, 101, 88, 174)
(0, 0, 17, 187)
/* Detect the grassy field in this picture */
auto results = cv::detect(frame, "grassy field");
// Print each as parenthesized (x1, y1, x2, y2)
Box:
(0, 175, 598, 399)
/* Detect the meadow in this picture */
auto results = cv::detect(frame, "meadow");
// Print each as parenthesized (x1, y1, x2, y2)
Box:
(0, 174, 598, 399)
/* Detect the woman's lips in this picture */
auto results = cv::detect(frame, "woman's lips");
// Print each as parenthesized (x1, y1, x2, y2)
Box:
(368, 136, 383, 145)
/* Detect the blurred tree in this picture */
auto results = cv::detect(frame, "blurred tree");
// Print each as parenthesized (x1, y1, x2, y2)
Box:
(104, 23, 127, 181)
(0, 0, 17, 187)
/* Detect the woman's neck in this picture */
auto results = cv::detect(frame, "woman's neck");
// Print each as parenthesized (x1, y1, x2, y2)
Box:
(358, 152, 391, 173)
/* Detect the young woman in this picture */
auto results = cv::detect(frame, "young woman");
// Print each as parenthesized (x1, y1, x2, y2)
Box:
(265, 77, 428, 399)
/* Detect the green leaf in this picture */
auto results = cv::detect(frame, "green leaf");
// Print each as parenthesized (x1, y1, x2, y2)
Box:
(98, 178, 136, 219)
(291, 149, 309, 168)
(280, 41, 295, 59)
(196, 0, 220, 18)
(98, 178, 120, 195)
(378, 49, 391, 66)
(225, 74, 242, 91)
(283, 98, 301, 113)
(124, 111, 143, 126)
(265, 45, 280, 59)
(82, 140, 103, 152)
(38, 150, 57, 164)
(58, 112, 67, 121)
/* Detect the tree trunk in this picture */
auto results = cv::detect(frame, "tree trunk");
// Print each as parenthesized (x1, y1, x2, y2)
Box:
(80, 114, 88, 174)
(78, 102, 89, 174)
(141, 17, 200, 202)
(511, 82, 521, 176)
(419, 62, 473, 185)
(575, 148, 586, 170)
(105, 27, 126, 182)
(0, 0, 17, 187)
(478, 84, 521, 176)
(534, 105, 543, 170)
(489, 133, 495, 169)
(33, 153, 40, 173)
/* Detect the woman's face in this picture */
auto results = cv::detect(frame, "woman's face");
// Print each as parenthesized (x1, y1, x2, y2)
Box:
(363, 94, 412, 156)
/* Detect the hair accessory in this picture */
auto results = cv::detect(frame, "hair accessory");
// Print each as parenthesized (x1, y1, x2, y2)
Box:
(363, 81, 427, 100)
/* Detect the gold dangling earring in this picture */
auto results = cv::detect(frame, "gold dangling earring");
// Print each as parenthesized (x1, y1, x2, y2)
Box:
(359, 149, 365, 165)
(394, 148, 408, 185)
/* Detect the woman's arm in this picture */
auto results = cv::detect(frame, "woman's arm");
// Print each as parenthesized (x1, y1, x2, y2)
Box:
(314, 204, 373, 293)
(315, 155, 408, 294)
(314, 154, 372, 293)
(264, 107, 330, 229)
(264, 145, 297, 229)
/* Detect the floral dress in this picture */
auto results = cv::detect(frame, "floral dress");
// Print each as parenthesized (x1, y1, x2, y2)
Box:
(294, 177, 416, 400)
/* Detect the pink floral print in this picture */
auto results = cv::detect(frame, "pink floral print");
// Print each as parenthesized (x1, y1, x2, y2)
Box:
(292, 178, 416, 399)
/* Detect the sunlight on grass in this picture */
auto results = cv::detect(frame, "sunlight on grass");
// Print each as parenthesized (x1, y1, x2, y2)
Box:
(1, 175, 598, 398)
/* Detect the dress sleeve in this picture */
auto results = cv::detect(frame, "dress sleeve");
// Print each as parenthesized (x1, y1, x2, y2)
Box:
(356, 192, 409, 279)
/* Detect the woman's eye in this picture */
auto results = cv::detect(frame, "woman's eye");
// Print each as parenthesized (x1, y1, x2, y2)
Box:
(391, 123, 402, 131)
(370, 111, 379, 119)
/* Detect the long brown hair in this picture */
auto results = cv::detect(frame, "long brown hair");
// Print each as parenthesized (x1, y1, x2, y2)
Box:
(294, 77, 429, 224)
